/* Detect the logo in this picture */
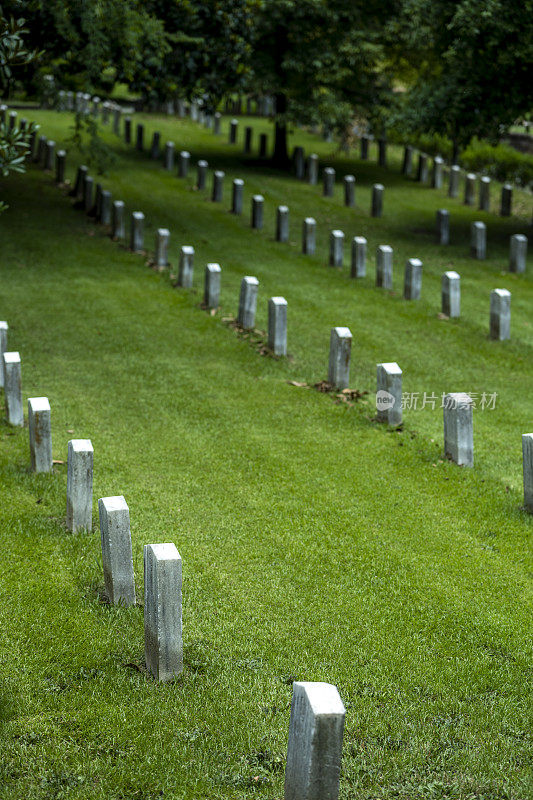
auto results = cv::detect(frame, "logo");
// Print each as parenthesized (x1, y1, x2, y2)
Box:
(376, 390, 395, 411)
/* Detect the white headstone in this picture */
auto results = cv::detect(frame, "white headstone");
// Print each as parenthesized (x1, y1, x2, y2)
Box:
(328, 327, 352, 389)
(98, 495, 136, 606)
(178, 245, 194, 288)
(28, 397, 52, 472)
(268, 297, 287, 356)
(238, 276, 259, 328)
(376, 245, 393, 289)
(443, 393, 473, 467)
(489, 288, 511, 340)
(3, 351, 23, 426)
(442, 271, 460, 318)
(66, 439, 94, 531)
(376, 362, 402, 426)
(144, 542, 182, 681)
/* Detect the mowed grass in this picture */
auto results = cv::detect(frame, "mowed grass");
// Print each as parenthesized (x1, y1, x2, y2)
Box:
(0, 109, 531, 800)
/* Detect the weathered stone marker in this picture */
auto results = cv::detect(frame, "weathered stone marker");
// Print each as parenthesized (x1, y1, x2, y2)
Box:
(7, 110, 16, 130)
(251, 195, 264, 229)
(0, 321, 7, 388)
(376, 363, 402, 426)
(360, 135, 369, 159)
(329, 230, 344, 267)
(3, 352, 23, 426)
(522, 434, 533, 511)
(268, 297, 287, 356)
(351, 236, 366, 278)
(490, 288, 511, 340)
(44, 140, 55, 171)
(113, 106, 122, 135)
(90, 183, 102, 219)
(323, 167, 335, 197)
(259, 133, 268, 157)
(431, 156, 444, 189)
(144, 542, 183, 681)
(204, 263, 221, 309)
(404, 258, 422, 300)
(464, 173, 476, 206)
(178, 150, 190, 178)
(416, 153, 428, 183)
(500, 183, 512, 216)
(293, 146, 305, 179)
(448, 164, 460, 198)
(34, 135, 46, 164)
(130, 211, 145, 252)
(471, 221, 486, 259)
(244, 126, 253, 154)
(436, 209, 450, 245)
(231, 179, 244, 214)
(196, 159, 208, 190)
(376, 245, 393, 289)
(229, 118, 238, 144)
(150, 131, 160, 159)
(479, 176, 491, 211)
(28, 397, 52, 472)
(55, 150, 66, 183)
(307, 154, 319, 185)
(402, 145, 413, 176)
(276, 206, 289, 243)
(378, 138, 387, 167)
(71, 165, 88, 200)
(124, 117, 131, 144)
(212, 170, 225, 202)
(344, 175, 355, 207)
(284, 681, 345, 800)
(178, 245, 195, 288)
(371, 184, 384, 217)
(163, 141, 175, 171)
(100, 190, 112, 225)
(83, 175, 94, 213)
(328, 327, 352, 389)
(98, 495, 136, 606)
(302, 218, 316, 255)
(214, 112, 222, 134)
(238, 276, 259, 328)
(443, 393, 473, 467)
(509, 234, 528, 273)
(442, 271, 460, 317)
(66, 439, 94, 531)
(135, 123, 144, 151)
(155, 228, 170, 267)
(112, 200, 125, 240)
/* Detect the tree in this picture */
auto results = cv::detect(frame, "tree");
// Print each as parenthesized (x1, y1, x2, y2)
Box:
(388, 0, 533, 159)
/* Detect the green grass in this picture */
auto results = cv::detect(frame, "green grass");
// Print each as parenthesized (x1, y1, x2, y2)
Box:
(0, 109, 531, 800)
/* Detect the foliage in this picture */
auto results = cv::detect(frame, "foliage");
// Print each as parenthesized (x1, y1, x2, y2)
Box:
(460, 138, 533, 189)
(0, 8, 39, 88)
(0, 119, 38, 176)
(66, 111, 116, 175)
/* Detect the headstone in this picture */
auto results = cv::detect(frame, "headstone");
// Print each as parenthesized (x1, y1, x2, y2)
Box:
(471, 221, 486, 259)
(251, 195, 264, 229)
(55, 150, 66, 183)
(144, 542, 183, 681)
(135, 123, 144, 151)
(66, 91, 74, 111)
(238, 276, 259, 328)
(214, 112, 222, 135)
(284, 681, 345, 800)
(431, 156, 444, 189)
(351, 236, 366, 278)
(244, 126, 253, 154)
(57, 90, 66, 111)
(0, 321, 7, 388)
(90, 183, 101, 219)
(302, 218, 316, 255)
(323, 167, 335, 197)
(3, 352, 23, 426)
(402, 145, 413, 176)
(130, 211, 145, 252)
(307, 154, 319, 185)
(293, 146, 305, 179)
(19, 118, 26, 132)
(112, 200, 125, 240)
(376, 363, 402, 426)
(34, 135, 46, 164)
(71, 165, 88, 201)
(44, 140, 55, 170)
(151, 131, 161, 159)
(92, 96, 100, 116)
(268, 297, 287, 356)
(489, 288, 511, 340)
(28, 397, 52, 472)
(177, 99, 186, 118)
(443, 393, 473, 467)
(98, 496, 136, 606)
(276, 206, 289, 243)
(500, 184, 512, 216)
(464, 173, 476, 206)
(231, 179, 244, 214)
(197, 159, 208, 190)
(190, 101, 199, 121)
(522, 434, 533, 511)
(509, 234, 527, 273)
(328, 327, 352, 389)
(100, 190, 112, 225)
(404, 258, 422, 300)
(212, 170, 225, 202)
(378, 138, 387, 167)
(442, 271, 460, 317)
(155, 228, 170, 267)
(416, 153, 428, 183)
(66, 439, 94, 531)
(360, 135, 369, 160)
(229, 118, 238, 144)
(113, 106, 122, 135)
(329, 230, 344, 267)
(178, 150, 190, 178)
(124, 117, 131, 144)
(436, 209, 450, 245)
(8, 110, 16, 130)
(259, 133, 268, 158)
(204, 263, 221, 309)
(479, 176, 490, 211)
(102, 102, 110, 124)
(178, 245, 194, 288)
(371, 184, 384, 217)
(83, 175, 94, 213)
(163, 142, 175, 171)
(344, 175, 355, 207)
(376, 244, 393, 289)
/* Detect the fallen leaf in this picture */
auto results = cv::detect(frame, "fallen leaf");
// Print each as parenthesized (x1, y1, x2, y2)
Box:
(52, 459, 65, 465)
(286, 380, 308, 388)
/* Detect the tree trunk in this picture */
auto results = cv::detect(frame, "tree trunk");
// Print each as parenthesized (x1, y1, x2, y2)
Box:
(272, 91, 290, 168)
(452, 139, 459, 164)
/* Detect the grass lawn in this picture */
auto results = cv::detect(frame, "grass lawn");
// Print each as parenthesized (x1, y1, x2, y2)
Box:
(0, 108, 531, 800)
